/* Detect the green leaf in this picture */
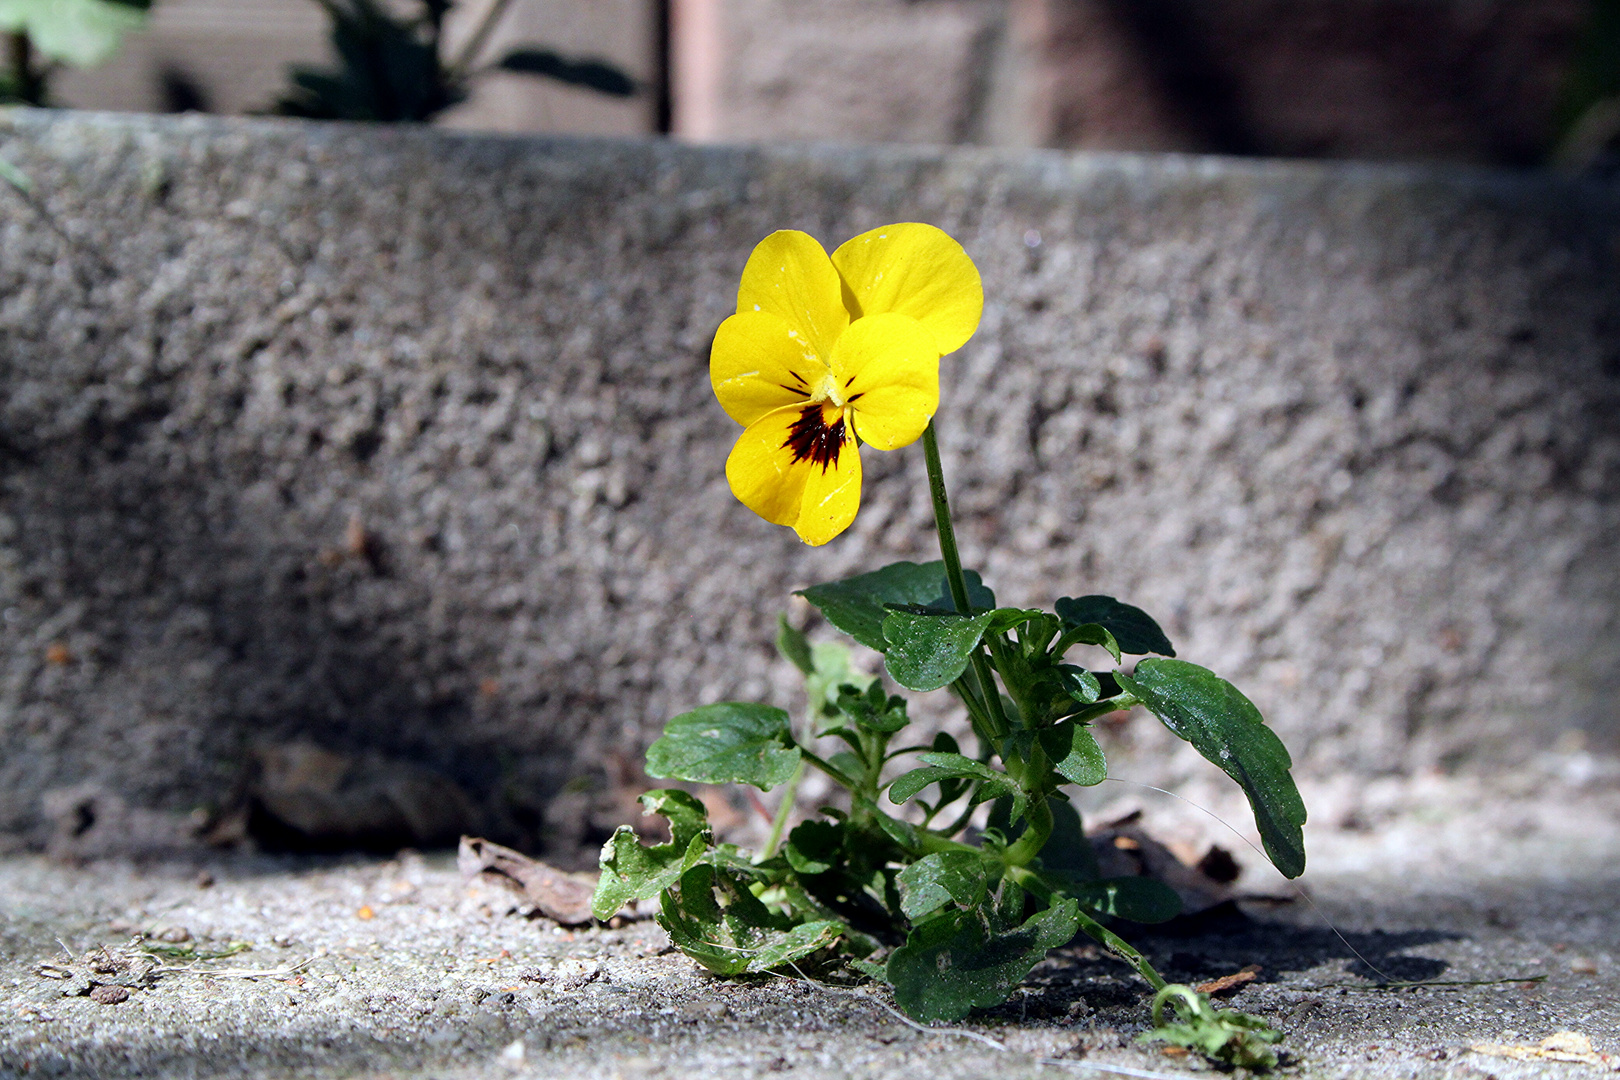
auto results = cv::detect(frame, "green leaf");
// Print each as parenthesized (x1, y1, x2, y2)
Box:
(805, 640, 858, 721)
(887, 899, 1082, 1022)
(1115, 659, 1306, 878)
(1058, 622, 1123, 664)
(895, 851, 990, 920)
(1059, 664, 1102, 704)
(928, 569, 997, 613)
(849, 957, 890, 982)
(834, 681, 910, 734)
(1139, 986, 1282, 1069)
(658, 864, 843, 975)
(890, 754, 1024, 825)
(0, 156, 32, 195)
(0, 0, 146, 68)
(857, 796, 921, 853)
(784, 819, 842, 876)
(1041, 722, 1107, 787)
(1055, 596, 1175, 657)
(1071, 877, 1183, 924)
(798, 561, 993, 652)
(645, 702, 801, 791)
(776, 615, 814, 675)
(880, 608, 996, 691)
(889, 753, 1011, 803)
(592, 789, 711, 920)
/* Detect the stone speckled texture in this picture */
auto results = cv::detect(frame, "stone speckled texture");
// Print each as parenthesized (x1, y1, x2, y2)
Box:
(1, 771, 1617, 1079)
(0, 110, 1617, 849)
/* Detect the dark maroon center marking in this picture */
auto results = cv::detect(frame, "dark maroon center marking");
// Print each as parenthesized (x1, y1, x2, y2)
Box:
(783, 404, 845, 472)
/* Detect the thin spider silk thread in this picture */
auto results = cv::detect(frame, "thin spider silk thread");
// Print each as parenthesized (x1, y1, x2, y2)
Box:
(1101, 776, 1398, 984)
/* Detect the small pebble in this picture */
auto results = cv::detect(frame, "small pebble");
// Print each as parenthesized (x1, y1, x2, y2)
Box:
(554, 958, 600, 991)
(1569, 956, 1599, 974)
(89, 985, 129, 1005)
(195, 870, 215, 889)
(157, 927, 191, 944)
(684, 999, 728, 1021)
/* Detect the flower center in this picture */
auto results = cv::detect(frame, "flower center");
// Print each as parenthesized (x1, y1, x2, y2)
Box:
(783, 401, 847, 471)
(811, 370, 846, 409)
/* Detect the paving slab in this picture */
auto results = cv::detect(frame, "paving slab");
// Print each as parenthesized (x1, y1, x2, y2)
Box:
(3, 772, 1616, 1079)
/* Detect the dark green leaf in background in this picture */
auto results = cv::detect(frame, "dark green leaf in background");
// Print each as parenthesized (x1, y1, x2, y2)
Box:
(1070, 876, 1183, 924)
(645, 702, 801, 790)
(799, 561, 952, 651)
(887, 899, 1082, 1022)
(776, 615, 814, 675)
(497, 46, 637, 96)
(1055, 595, 1176, 656)
(798, 561, 994, 651)
(926, 569, 998, 614)
(805, 641, 858, 723)
(592, 789, 710, 920)
(1115, 659, 1306, 878)
(784, 819, 843, 876)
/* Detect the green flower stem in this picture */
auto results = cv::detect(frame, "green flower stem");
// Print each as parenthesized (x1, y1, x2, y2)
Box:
(1001, 797, 1054, 867)
(921, 422, 1011, 740)
(1071, 906, 1168, 991)
(762, 760, 804, 857)
(797, 746, 859, 791)
(1066, 695, 1141, 727)
(947, 675, 996, 744)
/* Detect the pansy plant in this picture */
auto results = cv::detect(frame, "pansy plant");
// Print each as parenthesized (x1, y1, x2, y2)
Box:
(597, 224, 1304, 1067)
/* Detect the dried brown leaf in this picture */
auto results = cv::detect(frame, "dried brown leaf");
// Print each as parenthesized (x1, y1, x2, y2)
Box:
(457, 836, 599, 925)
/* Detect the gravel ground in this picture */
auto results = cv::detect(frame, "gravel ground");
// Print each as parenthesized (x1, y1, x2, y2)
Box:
(2, 772, 1618, 1080)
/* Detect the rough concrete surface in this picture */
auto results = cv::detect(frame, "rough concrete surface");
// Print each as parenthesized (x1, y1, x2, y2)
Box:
(0, 111, 1618, 852)
(2, 769, 1618, 1079)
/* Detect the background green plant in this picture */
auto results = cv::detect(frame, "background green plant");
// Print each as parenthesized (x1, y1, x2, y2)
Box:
(0, 0, 150, 105)
(272, 0, 635, 123)
(1555, 0, 1620, 169)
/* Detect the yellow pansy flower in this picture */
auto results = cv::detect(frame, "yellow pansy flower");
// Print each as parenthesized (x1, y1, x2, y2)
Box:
(711, 224, 983, 546)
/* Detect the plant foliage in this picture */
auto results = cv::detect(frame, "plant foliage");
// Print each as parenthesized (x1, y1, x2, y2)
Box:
(598, 563, 1305, 1051)
(273, 0, 636, 123)
(0, 0, 149, 105)
(601, 223, 1302, 1068)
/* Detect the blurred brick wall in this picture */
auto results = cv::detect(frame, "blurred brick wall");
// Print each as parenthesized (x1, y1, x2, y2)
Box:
(1017, 0, 1588, 163)
(44, 0, 1592, 160)
(674, 0, 1589, 164)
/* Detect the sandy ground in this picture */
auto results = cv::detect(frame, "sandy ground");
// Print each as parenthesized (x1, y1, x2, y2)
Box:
(2, 769, 1618, 1080)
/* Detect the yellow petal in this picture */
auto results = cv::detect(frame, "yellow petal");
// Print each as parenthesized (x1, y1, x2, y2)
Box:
(794, 419, 862, 547)
(710, 311, 819, 427)
(830, 313, 939, 452)
(725, 405, 812, 527)
(832, 223, 983, 355)
(736, 230, 850, 363)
